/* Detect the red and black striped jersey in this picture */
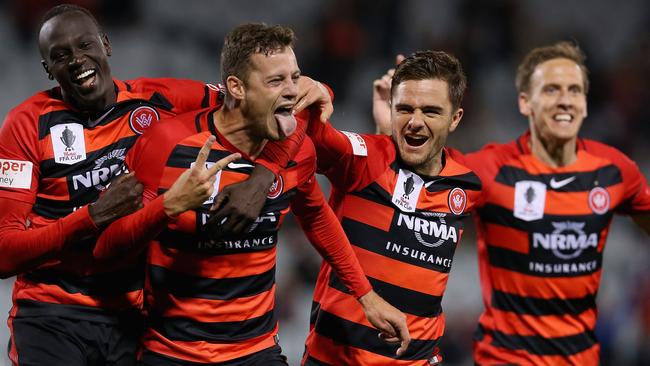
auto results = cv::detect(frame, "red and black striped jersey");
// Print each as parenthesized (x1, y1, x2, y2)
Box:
(126, 108, 371, 364)
(303, 122, 482, 365)
(451, 132, 650, 366)
(0, 78, 222, 322)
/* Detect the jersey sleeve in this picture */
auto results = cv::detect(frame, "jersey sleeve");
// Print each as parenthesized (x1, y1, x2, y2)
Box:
(93, 126, 178, 260)
(256, 110, 309, 175)
(307, 121, 393, 192)
(0, 104, 41, 203)
(290, 168, 372, 298)
(603, 146, 650, 214)
(131, 78, 223, 113)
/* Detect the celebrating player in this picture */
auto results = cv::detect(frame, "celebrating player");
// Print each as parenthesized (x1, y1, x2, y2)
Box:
(93, 23, 410, 365)
(0, 5, 328, 365)
(373, 42, 650, 365)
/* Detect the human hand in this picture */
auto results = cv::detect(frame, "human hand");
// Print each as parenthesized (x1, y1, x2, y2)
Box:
(163, 136, 240, 217)
(358, 290, 410, 356)
(373, 54, 405, 135)
(293, 76, 333, 123)
(206, 164, 276, 238)
(89, 172, 144, 227)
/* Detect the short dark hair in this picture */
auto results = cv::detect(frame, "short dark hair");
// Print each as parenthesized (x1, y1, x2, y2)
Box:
(516, 41, 589, 94)
(391, 50, 467, 111)
(39, 4, 102, 34)
(220, 23, 296, 86)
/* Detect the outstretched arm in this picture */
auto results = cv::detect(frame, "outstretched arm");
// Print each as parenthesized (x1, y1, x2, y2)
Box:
(292, 174, 411, 356)
(0, 173, 143, 278)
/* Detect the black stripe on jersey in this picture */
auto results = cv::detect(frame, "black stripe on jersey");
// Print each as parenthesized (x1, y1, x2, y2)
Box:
(342, 218, 455, 274)
(166, 145, 237, 169)
(303, 356, 334, 366)
(33, 196, 95, 218)
(148, 265, 275, 300)
(200, 85, 211, 108)
(491, 290, 596, 316)
(424, 172, 482, 193)
(310, 301, 321, 327)
(314, 310, 439, 360)
(328, 272, 442, 317)
(350, 183, 392, 206)
(494, 164, 622, 192)
(14, 299, 138, 323)
(149, 92, 174, 110)
(37, 100, 172, 139)
(482, 325, 597, 356)
(158, 228, 278, 255)
(487, 245, 603, 278)
(141, 345, 283, 366)
(149, 310, 276, 342)
(479, 204, 614, 233)
(22, 266, 144, 297)
(39, 135, 137, 179)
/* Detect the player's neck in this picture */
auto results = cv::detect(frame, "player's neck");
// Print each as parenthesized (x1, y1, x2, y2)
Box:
(529, 133, 577, 168)
(413, 150, 444, 177)
(212, 108, 267, 159)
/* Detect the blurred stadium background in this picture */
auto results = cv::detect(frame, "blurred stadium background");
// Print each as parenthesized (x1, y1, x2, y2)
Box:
(1, 0, 649, 365)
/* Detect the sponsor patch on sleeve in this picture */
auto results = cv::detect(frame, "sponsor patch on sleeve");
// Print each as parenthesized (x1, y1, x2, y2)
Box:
(341, 131, 368, 156)
(0, 159, 33, 189)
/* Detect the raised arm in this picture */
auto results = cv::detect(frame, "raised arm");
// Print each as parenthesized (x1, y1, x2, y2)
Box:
(93, 135, 239, 260)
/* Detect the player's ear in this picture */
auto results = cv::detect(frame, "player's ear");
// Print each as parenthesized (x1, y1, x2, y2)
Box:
(101, 33, 112, 57)
(42, 60, 53, 80)
(518, 92, 531, 116)
(448, 107, 463, 132)
(226, 75, 245, 101)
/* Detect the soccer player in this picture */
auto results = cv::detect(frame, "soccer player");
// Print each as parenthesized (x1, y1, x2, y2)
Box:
(0, 5, 329, 365)
(373, 42, 650, 365)
(93, 23, 410, 365)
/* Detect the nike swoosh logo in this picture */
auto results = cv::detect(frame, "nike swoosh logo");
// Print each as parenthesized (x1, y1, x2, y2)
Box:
(549, 176, 576, 189)
(227, 162, 255, 169)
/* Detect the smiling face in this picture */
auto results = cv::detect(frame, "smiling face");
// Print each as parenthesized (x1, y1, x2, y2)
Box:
(234, 46, 299, 141)
(38, 11, 115, 112)
(391, 78, 462, 176)
(519, 58, 587, 144)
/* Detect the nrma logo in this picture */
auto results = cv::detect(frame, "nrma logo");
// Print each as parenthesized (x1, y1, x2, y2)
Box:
(397, 212, 457, 247)
(71, 149, 126, 191)
(532, 221, 598, 259)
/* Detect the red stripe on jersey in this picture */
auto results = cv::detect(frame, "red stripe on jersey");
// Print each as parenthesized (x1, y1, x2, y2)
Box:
(341, 194, 392, 231)
(484, 307, 597, 338)
(152, 286, 276, 323)
(14, 282, 141, 310)
(474, 336, 599, 366)
(488, 266, 602, 298)
(318, 286, 446, 341)
(354, 246, 449, 297)
(148, 241, 276, 279)
(142, 325, 279, 363)
(485, 223, 529, 254)
(304, 332, 422, 366)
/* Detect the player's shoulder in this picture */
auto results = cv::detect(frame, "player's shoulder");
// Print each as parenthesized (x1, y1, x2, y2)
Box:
(443, 149, 482, 192)
(137, 108, 207, 149)
(2, 89, 60, 135)
(580, 138, 641, 174)
(125, 77, 209, 93)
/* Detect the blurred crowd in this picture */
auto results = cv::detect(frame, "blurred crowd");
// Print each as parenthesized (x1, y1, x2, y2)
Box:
(0, 0, 648, 365)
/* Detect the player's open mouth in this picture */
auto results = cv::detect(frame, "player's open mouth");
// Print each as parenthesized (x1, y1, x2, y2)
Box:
(405, 135, 428, 147)
(274, 106, 297, 137)
(72, 68, 97, 88)
(553, 113, 573, 123)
